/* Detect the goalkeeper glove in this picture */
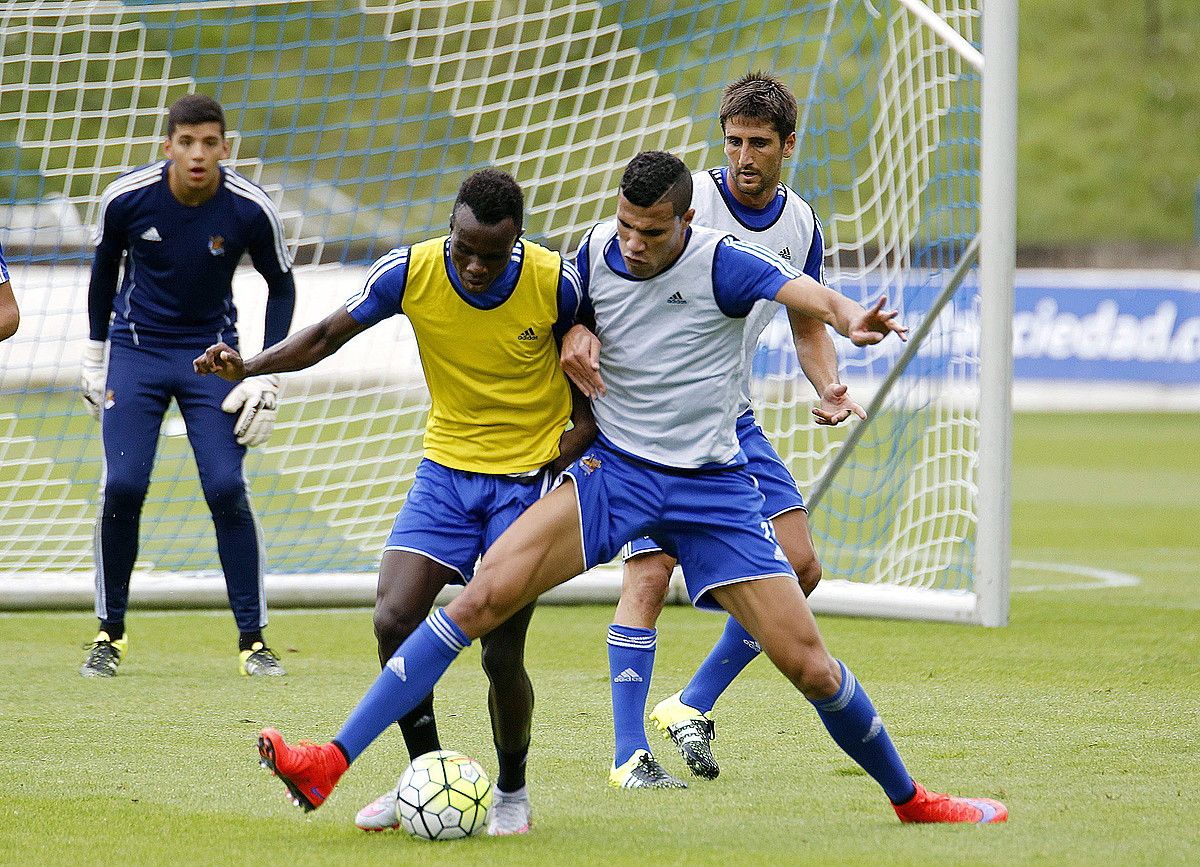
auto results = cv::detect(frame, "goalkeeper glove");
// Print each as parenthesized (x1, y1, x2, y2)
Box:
(221, 374, 280, 447)
(79, 339, 108, 420)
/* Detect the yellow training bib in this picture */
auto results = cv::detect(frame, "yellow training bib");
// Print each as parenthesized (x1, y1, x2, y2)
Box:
(403, 237, 571, 474)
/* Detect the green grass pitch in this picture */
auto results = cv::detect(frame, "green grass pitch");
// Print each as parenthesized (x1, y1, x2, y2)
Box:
(3, 412, 1198, 864)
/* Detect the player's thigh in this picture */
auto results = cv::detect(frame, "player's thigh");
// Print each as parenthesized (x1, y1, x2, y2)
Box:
(385, 460, 485, 582)
(175, 345, 239, 441)
(740, 414, 806, 520)
(101, 341, 172, 494)
(449, 481, 585, 638)
(708, 575, 838, 697)
(663, 467, 795, 610)
(375, 549, 459, 627)
(479, 471, 558, 576)
(176, 348, 247, 497)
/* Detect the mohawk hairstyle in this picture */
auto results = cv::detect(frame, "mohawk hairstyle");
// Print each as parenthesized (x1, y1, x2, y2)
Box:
(619, 151, 692, 217)
(167, 94, 225, 137)
(719, 71, 798, 141)
(453, 168, 524, 230)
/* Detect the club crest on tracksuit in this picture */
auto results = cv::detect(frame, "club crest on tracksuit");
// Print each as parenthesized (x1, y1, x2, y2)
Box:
(208, 235, 225, 256)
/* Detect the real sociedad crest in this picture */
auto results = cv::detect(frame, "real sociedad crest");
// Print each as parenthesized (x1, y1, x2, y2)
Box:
(208, 235, 225, 256)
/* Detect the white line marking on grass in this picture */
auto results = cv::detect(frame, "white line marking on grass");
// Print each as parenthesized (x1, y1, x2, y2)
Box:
(1012, 560, 1141, 593)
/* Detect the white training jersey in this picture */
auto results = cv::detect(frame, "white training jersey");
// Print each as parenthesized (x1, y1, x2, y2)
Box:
(691, 168, 824, 412)
(578, 220, 797, 468)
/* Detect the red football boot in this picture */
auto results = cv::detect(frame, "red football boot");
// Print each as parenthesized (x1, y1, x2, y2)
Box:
(257, 728, 348, 812)
(893, 781, 1008, 824)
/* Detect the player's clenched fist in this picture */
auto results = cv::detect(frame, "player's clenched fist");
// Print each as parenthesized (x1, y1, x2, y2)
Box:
(559, 323, 606, 398)
(194, 343, 279, 447)
(194, 341, 246, 381)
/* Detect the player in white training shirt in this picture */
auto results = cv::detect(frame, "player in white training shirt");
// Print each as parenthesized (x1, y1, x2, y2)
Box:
(601, 72, 864, 786)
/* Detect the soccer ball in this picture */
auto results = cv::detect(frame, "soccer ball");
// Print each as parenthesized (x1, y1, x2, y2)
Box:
(395, 750, 492, 840)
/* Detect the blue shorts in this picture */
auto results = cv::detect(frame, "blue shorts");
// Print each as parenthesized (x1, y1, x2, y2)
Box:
(622, 411, 804, 561)
(385, 459, 552, 582)
(561, 439, 795, 611)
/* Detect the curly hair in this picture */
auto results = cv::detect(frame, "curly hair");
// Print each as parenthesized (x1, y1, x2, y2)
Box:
(167, 94, 225, 137)
(454, 168, 524, 230)
(719, 72, 798, 141)
(619, 151, 692, 217)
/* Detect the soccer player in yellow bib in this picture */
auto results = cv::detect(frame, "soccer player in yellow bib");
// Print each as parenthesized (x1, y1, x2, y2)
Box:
(194, 169, 593, 836)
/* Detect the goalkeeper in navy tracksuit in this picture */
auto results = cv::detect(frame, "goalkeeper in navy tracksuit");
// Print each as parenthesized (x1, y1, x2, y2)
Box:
(80, 94, 296, 678)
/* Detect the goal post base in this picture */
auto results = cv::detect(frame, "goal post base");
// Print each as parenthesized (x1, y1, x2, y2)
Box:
(0, 570, 980, 624)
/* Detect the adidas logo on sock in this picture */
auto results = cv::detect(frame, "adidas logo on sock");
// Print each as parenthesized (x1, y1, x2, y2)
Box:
(613, 667, 643, 683)
(517, 327, 537, 341)
(778, 246, 791, 260)
(666, 292, 687, 305)
(863, 714, 883, 743)
(742, 639, 761, 652)
(140, 226, 162, 242)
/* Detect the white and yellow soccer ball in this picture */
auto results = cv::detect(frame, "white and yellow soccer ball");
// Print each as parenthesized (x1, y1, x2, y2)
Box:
(395, 750, 492, 840)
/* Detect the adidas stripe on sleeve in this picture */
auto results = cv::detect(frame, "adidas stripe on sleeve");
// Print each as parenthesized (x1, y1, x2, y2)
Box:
(345, 247, 410, 327)
(711, 236, 800, 318)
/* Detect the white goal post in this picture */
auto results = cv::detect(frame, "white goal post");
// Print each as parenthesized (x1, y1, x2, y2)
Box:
(0, 0, 1014, 624)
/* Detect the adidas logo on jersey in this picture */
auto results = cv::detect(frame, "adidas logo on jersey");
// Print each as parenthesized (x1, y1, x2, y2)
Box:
(666, 292, 687, 305)
(778, 246, 791, 260)
(517, 327, 537, 341)
(613, 667, 643, 683)
(140, 226, 162, 242)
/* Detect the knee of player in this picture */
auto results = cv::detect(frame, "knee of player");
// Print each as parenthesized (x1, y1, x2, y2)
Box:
(793, 557, 822, 596)
(101, 477, 151, 513)
(446, 575, 513, 637)
(623, 557, 672, 607)
(372, 603, 424, 645)
(480, 638, 527, 680)
(796, 654, 841, 700)
(201, 477, 250, 514)
(770, 644, 839, 698)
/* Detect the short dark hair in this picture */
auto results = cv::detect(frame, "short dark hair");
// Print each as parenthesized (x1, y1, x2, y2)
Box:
(719, 72, 798, 141)
(167, 94, 226, 137)
(453, 169, 524, 230)
(620, 151, 692, 217)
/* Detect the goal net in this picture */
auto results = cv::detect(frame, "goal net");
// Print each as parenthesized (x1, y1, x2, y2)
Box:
(0, 0, 996, 622)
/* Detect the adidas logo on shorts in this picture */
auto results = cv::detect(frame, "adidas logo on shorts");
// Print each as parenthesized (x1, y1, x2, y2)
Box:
(666, 292, 687, 305)
(613, 667, 643, 683)
(517, 327, 537, 341)
(778, 246, 791, 260)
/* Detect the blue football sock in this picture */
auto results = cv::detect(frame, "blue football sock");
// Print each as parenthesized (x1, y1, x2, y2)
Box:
(810, 660, 916, 804)
(334, 609, 469, 763)
(608, 624, 656, 767)
(680, 615, 761, 714)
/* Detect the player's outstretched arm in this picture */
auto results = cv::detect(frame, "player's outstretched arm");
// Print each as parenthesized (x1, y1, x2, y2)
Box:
(786, 309, 866, 426)
(559, 323, 606, 398)
(194, 307, 367, 381)
(775, 274, 907, 347)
